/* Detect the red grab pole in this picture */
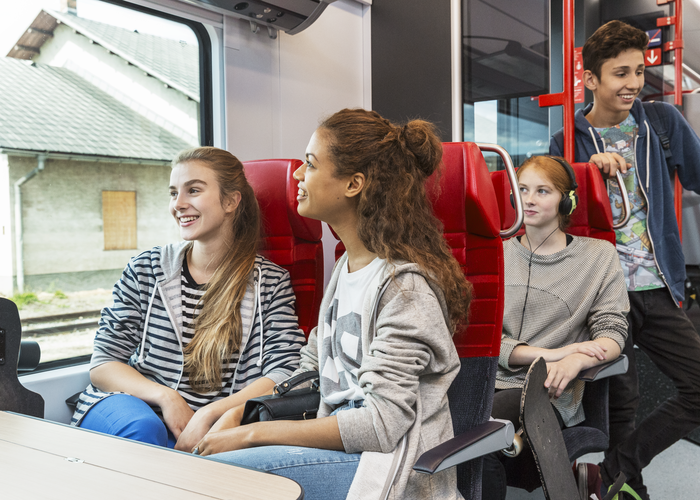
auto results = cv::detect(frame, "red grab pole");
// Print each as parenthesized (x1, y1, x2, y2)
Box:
(538, 0, 575, 164)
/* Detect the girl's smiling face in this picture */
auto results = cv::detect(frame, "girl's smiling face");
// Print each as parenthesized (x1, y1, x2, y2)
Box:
(293, 129, 356, 226)
(169, 160, 239, 244)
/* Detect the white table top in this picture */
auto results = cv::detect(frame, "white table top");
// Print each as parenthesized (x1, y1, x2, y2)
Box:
(0, 411, 303, 500)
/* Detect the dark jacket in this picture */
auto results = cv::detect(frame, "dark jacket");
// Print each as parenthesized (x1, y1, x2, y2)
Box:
(550, 99, 700, 304)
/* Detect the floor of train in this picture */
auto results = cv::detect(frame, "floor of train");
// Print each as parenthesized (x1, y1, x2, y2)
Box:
(506, 440, 700, 498)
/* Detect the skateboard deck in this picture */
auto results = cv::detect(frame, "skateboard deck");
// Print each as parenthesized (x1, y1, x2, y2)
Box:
(520, 357, 580, 500)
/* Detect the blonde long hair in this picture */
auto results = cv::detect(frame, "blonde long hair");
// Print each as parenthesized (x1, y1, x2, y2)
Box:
(172, 147, 260, 393)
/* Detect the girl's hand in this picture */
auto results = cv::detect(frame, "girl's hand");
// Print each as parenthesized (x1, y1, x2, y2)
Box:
(209, 405, 245, 434)
(159, 389, 195, 440)
(194, 424, 256, 456)
(564, 341, 608, 361)
(545, 358, 583, 399)
(174, 406, 218, 452)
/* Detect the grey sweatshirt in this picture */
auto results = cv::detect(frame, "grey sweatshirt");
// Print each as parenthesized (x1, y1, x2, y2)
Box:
(295, 254, 463, 500)
(497, 236, 629, 426)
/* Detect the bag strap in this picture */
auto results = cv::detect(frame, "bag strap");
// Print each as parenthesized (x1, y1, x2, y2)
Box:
(274, 370, 319, 395)
(642, 101, 675, 174)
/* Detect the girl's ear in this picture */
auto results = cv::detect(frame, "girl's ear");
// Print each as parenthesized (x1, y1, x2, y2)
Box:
(224, 191, 242, 214)
(345, 172, 366, 199)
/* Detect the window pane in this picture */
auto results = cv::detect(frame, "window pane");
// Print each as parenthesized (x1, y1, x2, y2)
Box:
(462, 0, 549, 102)
(462, 0, 550, 168)
(0, 1, 202, 364)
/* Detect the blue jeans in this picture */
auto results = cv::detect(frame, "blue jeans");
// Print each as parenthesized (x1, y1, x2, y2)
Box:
(209, 401, 363, 500)
(79, 394, 177, 448)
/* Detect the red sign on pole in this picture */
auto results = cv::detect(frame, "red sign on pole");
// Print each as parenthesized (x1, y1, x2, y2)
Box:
(574, 47, 584, 103)
(645, 48, 662, 67)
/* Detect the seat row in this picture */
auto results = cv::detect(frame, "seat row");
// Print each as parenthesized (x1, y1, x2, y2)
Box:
(245, 143, 625, 499)
(2, 143, 624, 499)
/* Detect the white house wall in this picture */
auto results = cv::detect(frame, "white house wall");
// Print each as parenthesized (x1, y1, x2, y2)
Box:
(8, 156, 180, 285)
(34, 23, 199, 147)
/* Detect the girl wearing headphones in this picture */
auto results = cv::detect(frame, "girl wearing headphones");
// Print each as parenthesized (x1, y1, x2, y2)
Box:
(483, 155, 629, 499)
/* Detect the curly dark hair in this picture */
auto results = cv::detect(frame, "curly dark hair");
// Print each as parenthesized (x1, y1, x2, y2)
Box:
(318, 108, 472, 329)
(583, 20, 648, 79)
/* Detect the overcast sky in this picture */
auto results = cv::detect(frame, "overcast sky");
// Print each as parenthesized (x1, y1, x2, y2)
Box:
(1, 0, 197, 57)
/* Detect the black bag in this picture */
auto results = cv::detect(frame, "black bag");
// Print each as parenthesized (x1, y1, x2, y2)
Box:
(240, 370, 320, 425)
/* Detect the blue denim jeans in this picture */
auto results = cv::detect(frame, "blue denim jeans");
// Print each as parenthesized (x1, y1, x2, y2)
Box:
(79, 394, 177, 448)
(209, 400, 363, 500)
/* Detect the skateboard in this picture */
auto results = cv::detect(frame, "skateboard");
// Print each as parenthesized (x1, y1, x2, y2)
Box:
(520, 357, 580, 500)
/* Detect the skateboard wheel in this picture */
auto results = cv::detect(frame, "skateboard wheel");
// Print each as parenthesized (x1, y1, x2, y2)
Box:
(502, 433, 524, 457)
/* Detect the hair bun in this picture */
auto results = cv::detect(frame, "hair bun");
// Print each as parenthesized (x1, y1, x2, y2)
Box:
(400, 120, 443, 177)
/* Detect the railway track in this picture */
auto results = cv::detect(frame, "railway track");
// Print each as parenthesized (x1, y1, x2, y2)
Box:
(21, 310, 102, 337)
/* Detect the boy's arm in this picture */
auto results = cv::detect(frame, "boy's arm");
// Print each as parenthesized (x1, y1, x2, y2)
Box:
(549, 126, 629, 178)
(668, 103, 700, 193)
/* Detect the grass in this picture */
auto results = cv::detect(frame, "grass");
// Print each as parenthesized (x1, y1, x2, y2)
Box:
(11, 291, 40, 309)
(53, 290, 68, 299)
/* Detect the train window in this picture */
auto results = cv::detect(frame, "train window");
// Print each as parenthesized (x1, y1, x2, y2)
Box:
(462, 0, 550, 169)
(0, 0, 207, 367)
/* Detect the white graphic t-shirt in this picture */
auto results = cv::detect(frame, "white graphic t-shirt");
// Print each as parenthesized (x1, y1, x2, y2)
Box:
(596, 113, 664, 291)
(320, 257, 387, 406)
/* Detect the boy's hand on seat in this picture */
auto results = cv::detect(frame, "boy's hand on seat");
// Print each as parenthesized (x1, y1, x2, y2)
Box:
(589, 153, 630, 178)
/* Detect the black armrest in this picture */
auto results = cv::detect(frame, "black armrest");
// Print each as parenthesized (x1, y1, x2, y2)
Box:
(578, 354, 628, 382)
(18, 340, 41, 373)
(413, 419, 514, 474)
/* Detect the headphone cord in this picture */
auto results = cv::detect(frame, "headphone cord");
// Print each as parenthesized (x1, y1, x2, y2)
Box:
(516, 227, 560, 339)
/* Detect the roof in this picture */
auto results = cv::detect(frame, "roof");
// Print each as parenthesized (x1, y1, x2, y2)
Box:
(0, 57, 192, 160)
(7, 10, 199, 101)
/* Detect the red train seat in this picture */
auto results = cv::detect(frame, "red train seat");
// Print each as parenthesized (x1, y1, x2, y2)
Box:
(430, 142, 505, 498)
(491, 162, 616, 244)
(244, 159, 324, 337)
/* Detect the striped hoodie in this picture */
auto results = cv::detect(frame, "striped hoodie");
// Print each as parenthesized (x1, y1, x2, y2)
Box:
(71, 241, 305, 425)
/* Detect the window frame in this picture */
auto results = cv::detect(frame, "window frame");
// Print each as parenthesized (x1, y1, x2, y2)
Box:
(28, 0, 213, 372)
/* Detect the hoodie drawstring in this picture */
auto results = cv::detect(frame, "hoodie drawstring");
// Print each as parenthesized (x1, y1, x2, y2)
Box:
(644, 121, 651, 191)
(255, 265, 265, 368)
(139, 285, 159, 362)
(589, 127, 602, 155)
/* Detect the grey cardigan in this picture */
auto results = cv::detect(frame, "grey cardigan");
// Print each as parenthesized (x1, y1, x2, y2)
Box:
(295, 255, 463, 500)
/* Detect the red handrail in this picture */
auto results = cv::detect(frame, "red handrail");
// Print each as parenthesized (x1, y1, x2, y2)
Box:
(537, 0, 575, 164)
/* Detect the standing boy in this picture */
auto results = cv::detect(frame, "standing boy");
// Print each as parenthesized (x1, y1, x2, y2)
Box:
(550, 20, 700, 499)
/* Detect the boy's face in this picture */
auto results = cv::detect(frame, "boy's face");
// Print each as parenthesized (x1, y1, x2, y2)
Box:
(584, 48, 645, 118)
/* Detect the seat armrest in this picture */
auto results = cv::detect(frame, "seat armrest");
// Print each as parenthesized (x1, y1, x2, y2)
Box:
(413, 419, 514, 474)
(18, 340, 41, 373)
(578, 354, 628, 382)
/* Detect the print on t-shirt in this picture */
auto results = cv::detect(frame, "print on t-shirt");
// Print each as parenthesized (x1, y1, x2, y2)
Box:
(596, 114, 664, 292)
(320, 257, 386, 406)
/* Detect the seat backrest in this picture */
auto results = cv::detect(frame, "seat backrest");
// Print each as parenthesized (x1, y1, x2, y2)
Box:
(0, 298, 44, 418)
(434, 142, 505, 499)
(244, 159, 324, 337)
(490, 162, 615, 244)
